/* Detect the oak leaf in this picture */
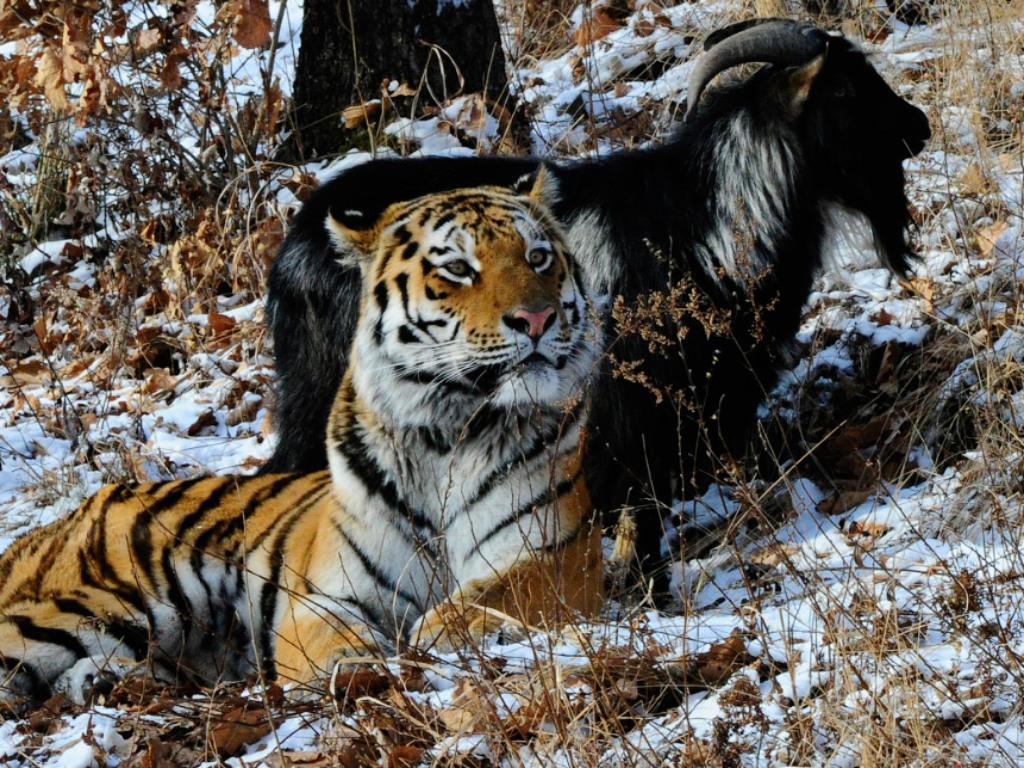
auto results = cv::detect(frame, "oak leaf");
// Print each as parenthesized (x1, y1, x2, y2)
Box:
(233, 0, 272, 49)
(976, 220, 1009, 258)
(34, 47, 71, 111)
(573, 7, 626, 47)
(208, 706, 271, 758)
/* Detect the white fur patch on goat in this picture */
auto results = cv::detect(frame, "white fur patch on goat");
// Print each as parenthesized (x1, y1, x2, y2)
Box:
(567, 209, 621, 294)
(699, 114, 797, 280)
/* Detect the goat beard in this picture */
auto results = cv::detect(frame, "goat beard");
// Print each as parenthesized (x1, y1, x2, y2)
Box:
(871, 187, 917, 276)
(843, 162, 917, 276)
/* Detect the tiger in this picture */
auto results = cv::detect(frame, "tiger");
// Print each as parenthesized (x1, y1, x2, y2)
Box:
(0, 173, 604, 707)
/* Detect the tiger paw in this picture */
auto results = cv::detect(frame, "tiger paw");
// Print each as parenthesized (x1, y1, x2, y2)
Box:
(53, 656, 142, 705)
(277, 621, 396, 703)
(411, 603, 508, 653)
(1, 672, 32, 715)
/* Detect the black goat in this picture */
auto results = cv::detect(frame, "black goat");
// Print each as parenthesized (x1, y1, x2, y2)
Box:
(264, 19, 930, 595)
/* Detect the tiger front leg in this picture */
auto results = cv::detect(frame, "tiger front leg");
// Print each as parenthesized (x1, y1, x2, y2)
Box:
(272, 592, 396, 696)
(411, 525, 605, 653)
(411, 568, 564, 652)
(410, 585, 508, 653)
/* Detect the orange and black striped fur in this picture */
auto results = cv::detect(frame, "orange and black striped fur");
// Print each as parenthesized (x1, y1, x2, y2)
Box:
(0, 175, 604, 706)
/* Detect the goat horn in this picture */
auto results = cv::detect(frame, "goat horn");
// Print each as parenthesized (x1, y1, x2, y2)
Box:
(685, 18, 831, 122)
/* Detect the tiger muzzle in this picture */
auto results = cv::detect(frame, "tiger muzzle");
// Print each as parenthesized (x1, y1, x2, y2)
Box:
(503, 304, 556, 341)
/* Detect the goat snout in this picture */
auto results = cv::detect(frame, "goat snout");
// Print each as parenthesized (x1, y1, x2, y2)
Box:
(504, 305, 556, 340)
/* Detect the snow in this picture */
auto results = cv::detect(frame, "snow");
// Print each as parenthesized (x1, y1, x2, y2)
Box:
(20, 240, 73, 275)
(1, 709, 127, 768)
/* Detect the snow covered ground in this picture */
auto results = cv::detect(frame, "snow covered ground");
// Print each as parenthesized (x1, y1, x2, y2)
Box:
(2, 0, 1024, 765)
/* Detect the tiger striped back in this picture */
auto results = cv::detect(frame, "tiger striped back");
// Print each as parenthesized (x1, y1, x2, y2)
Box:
(0, 175, 603, 706)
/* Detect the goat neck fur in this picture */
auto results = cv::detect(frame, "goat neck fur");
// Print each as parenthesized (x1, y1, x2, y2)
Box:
(264, 20, 929, 596)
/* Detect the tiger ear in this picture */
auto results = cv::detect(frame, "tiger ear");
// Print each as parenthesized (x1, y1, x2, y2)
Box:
(325, 207, 381, 267)
(512, 165, 561, 208)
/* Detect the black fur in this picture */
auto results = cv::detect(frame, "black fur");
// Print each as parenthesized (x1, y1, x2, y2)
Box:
(264, 30, 929, 595)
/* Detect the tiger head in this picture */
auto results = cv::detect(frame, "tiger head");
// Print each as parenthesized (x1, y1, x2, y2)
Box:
(326, 171, 599, 422)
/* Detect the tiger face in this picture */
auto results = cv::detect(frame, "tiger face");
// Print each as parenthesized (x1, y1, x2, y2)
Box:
(327, 173, 597, 417)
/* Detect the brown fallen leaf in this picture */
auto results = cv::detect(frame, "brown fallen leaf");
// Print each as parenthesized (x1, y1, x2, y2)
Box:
(817, 490, 873, 516)
(573, 7, 627, 47)
(749, 542, 800, 567)
(145, 368, 178, 396)
(331, 667, 392, 700)
(386, 744, 425, 768)
(437, 680, 492, 733)
(633, 16, 656, 37)
(185, 408, 217, 436)
(261, 751, 333, 768)
(208, 311, 237, 337)
(976, 220, 1009, 258)
(846, 519, 892, 542)
(900, 275, 934, 313)
(208, 705, 272, 758)
(127, 735, 174, 768)
(688, 634, 755, 687)
(960, 162, 995, 197)
(1, 358, 50, 387)
(342, 101, 381, 129)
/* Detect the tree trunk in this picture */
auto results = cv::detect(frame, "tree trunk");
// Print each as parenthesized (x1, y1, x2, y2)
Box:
(291, 0, 510, 158)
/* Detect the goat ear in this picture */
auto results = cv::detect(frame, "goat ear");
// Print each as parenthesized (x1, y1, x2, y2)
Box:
(781, 53, 826, 120)
(512, 165, 561, 208)
(325, 207, 381, 268)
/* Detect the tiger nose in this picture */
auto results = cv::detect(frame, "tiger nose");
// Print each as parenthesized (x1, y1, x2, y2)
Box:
(503, 305, 556, 340)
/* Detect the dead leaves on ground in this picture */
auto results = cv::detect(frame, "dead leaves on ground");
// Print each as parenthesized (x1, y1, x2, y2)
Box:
(1, 190, 273, 463)
(573, 5, 628, 48)
(773, 330, 946, 514)
(5, 633, 767, 766)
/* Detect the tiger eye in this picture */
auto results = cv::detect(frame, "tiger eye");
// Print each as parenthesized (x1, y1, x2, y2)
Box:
(444, 260, 471, 277)
(527, 249, 551, 268)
